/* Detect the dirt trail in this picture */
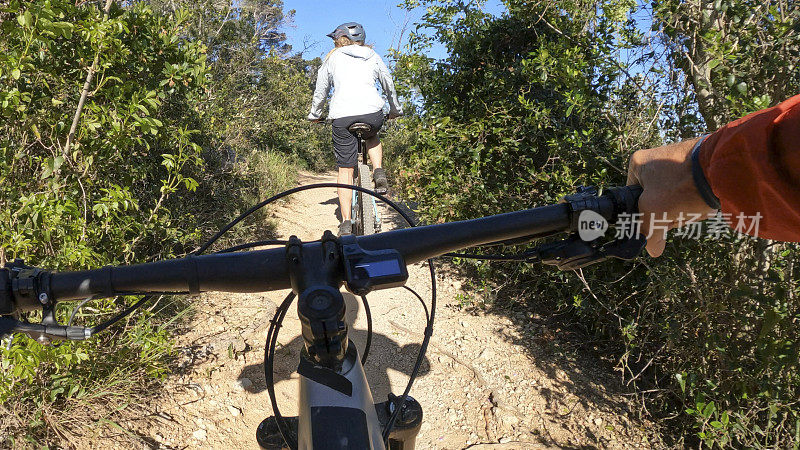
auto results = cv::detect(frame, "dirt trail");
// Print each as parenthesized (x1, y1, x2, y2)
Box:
(130, 171, 663, 449)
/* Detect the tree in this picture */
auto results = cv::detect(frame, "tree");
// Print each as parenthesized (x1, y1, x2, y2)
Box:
(142, 0, 331, 170)
(655, 0, 800, 129)
(393, 0, 651, 220)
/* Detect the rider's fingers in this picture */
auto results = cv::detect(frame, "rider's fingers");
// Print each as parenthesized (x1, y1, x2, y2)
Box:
(645, 233, 667, 257)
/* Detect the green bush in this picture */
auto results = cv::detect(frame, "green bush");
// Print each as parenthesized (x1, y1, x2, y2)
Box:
(0, 0, 319, 444)
(392, 2, 645, 222)
(393, 1, 800, 447)
(1, 0, 209, 266)
(0, 0, 300, 445)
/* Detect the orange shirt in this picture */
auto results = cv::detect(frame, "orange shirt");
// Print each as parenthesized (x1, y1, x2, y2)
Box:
(699, 95, 800, 241)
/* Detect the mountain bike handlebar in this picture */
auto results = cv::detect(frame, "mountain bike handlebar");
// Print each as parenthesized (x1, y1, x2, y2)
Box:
(0, 185, 642, 333)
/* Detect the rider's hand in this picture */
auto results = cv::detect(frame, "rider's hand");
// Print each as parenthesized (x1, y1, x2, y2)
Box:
(626, 138, 717, 257)
(307, 117, 323, 123)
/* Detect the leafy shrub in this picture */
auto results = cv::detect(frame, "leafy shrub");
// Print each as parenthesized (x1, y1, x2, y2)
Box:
(392, 1, 645, 222)
(0, 0, 298, 445)
(393, 0, 800, 447)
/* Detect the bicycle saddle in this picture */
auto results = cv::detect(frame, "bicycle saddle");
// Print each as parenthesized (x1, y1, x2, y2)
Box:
(348, 123, 372, 134)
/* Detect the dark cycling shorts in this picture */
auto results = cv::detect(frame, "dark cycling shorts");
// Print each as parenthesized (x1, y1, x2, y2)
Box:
(331, 111, 385, 168)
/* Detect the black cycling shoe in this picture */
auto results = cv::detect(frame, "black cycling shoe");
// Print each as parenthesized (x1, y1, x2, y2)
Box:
(373, 168, 388, 194)
(338, 220, 353, 236)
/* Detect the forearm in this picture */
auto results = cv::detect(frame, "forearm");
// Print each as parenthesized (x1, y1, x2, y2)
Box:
(627, 94, 800, 256)
(698, 94, 800, 241)
(627, 137, 714, 256)
(308, 68, 330, 120)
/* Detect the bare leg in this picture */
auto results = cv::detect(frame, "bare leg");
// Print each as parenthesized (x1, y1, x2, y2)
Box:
(338, 167, 354, 221)
(366, 136, 382, 169)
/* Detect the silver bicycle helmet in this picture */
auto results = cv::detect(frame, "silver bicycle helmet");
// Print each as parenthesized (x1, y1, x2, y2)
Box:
(327, 22, 366, 43)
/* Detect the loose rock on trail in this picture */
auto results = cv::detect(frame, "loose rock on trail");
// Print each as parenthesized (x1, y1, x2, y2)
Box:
(115, 171, 663, 449)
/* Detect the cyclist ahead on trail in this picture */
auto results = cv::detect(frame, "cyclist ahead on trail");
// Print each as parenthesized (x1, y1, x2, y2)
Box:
(307, 22, 403, 236)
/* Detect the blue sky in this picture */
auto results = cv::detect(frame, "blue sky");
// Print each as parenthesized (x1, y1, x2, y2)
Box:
(281, 0, 506, 61)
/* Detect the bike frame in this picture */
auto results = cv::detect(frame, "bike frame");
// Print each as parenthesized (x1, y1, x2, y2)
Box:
(0, 185, 642, 449)
(284, 233, 393, 449)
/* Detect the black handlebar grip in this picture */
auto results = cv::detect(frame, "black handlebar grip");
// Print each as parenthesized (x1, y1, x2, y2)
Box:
(606, 185, 643, 217)
(0, 269, 12, 315)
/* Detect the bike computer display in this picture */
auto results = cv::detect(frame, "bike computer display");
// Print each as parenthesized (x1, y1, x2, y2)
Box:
(339, 236, 408, 295)
(353, 258, 402, 279)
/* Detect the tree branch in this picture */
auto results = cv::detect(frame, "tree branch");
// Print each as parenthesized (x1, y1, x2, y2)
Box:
(63, 0, 114, 161)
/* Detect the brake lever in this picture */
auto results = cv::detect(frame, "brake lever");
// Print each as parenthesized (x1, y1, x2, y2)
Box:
(536, 233, 646, 271)
(0, 315, 92, 344)
(531, 184, 646, 270)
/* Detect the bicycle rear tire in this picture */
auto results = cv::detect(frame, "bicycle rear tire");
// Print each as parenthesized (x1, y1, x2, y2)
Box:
(358, 163, 377, 236)
(352, 166, 363, 235)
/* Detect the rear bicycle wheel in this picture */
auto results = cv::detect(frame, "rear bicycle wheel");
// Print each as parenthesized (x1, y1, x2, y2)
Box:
(358, 163, 376, 236)
(352, 166, 363, 235)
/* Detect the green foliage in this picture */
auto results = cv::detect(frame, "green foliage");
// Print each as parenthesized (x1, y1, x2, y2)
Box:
(0, 0, 306, 445)
(148, 0, 331, 171)
(0, 301, 177, 445)
(1, 0, 208, 267)
(0, 0, 208, 443)
(654, 0, 800, 130)
(206, 54, 332, 171)
(575, 236, 800, 448)
(393, 0, 800, 447)
(393, 0, 649, 222)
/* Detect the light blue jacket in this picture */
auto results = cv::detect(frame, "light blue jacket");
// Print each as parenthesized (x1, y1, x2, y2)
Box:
(308, 45, 403, 120)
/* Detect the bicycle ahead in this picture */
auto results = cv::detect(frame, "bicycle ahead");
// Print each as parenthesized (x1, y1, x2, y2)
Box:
(348, 122, 382, 236)
(0, 184, 645, 449)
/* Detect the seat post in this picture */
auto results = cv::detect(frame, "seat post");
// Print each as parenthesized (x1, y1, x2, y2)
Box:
(358, 133, 366, 163)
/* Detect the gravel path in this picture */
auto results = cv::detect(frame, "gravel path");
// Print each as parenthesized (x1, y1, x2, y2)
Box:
(120, 171, 664, 449)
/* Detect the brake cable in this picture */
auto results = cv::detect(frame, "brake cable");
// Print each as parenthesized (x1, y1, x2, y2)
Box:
(403, 286, 430, 324)
(265, 292, 297, 448)
(360, 295, 373, 365)
(443, 250, 542, 262)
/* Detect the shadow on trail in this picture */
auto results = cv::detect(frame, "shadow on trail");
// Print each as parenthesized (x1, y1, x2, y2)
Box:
(320, 190, 419, 229)
(455, 265, 657, 446)
(236, 292, 430, 403)
(374, 192, 658, 446)
(320, 197, 342, 222)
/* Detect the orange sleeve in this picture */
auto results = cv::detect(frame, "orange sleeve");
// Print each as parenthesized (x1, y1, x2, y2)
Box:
(699, 95, 800, 241)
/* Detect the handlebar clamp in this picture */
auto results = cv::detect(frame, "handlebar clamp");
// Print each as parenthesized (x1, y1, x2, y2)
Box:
(0, 259, 93, 343)
(2, 259, 53, 313)
(537, 233, 646, 270)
